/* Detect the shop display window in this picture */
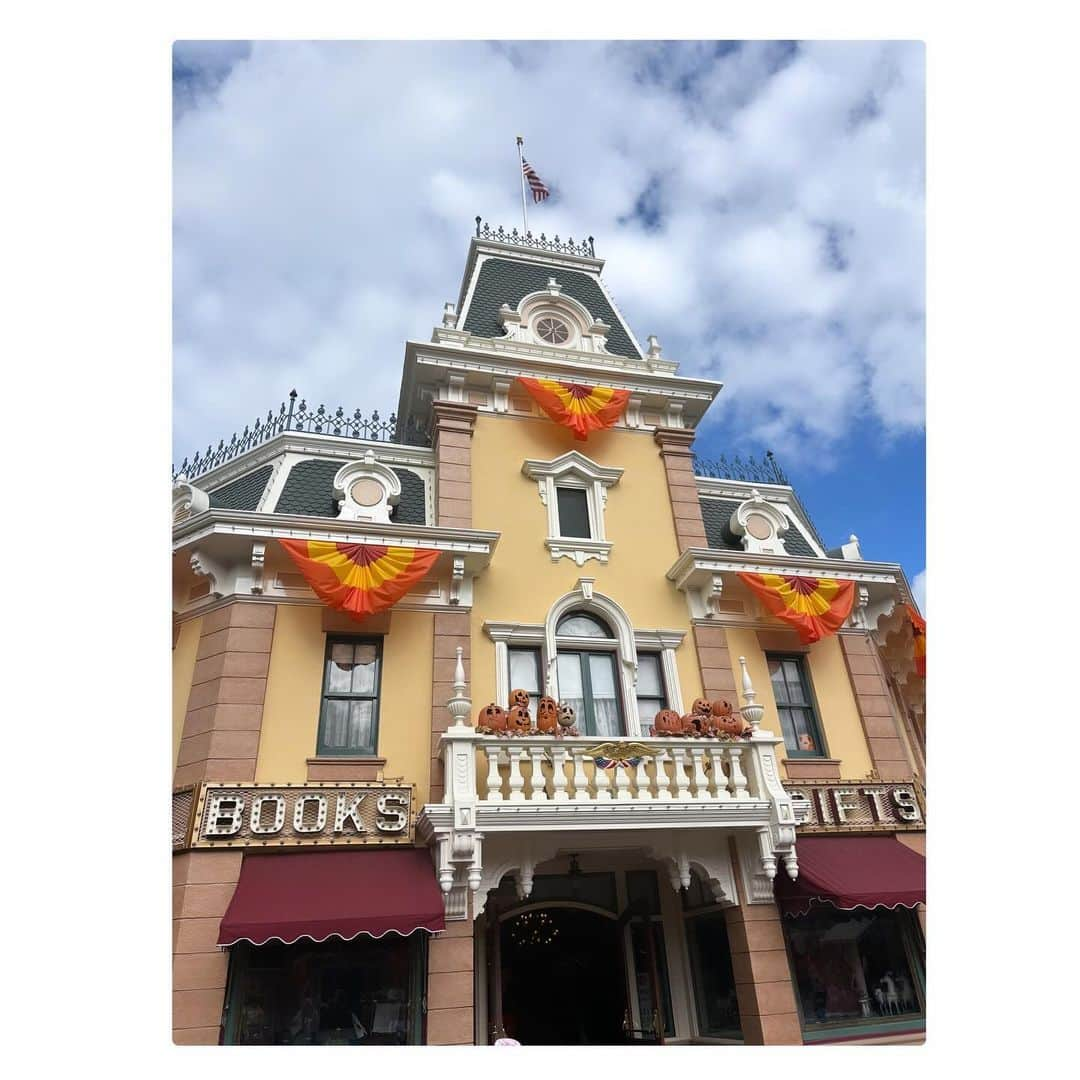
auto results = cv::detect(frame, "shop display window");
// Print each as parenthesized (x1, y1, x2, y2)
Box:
(223, 935, 425, 1045)
(683, 910, 742, 1039)
(784, 906, 924, 1029)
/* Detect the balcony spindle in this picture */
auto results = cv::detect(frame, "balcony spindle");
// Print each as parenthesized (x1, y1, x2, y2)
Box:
(571, 747, 590, 801)
(485, 747, 504, 801)
(507, 745, 526, 802)
(614, 762, 632, 800)
(551, 746, 570, 801)
(689, 747, 710, 800)
(728, 747, 750, 799)
(671, 747, 692, 800)
(707, 747, 731, 800)
(593, 757, 612, 801)
(528, 746, 548, 801)
(634, 758, 653, 800)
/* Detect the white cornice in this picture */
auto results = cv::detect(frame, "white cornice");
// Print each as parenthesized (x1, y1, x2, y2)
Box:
(180, 431, 435, 494)
(666, 547, 901, 588)
(172, 508, 499, 559)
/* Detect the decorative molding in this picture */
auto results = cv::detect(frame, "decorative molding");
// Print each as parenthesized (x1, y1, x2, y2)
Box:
(448, 557, 466, 605)
(250, 542, 266, 594)
(189, 549, 226, 599)
(729, 489, 790, 556)
(332, 450, 402, 524)
(172, 477, 210, 523)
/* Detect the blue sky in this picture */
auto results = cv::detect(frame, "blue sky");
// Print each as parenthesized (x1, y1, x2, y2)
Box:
(173, 40, 925, 606)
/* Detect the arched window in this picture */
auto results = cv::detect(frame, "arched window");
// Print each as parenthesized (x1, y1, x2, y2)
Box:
(554, 609, 623, 737)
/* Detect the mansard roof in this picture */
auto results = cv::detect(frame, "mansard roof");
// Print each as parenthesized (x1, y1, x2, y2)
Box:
(460, 256, 641, 360)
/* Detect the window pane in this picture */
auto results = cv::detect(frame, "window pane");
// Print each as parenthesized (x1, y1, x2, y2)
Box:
(588, 653, 621, 737)
(637, 697, 664, 728)
(328, 644, 356, 693)
(347, 700, 375, 751)
(630, 923, 675, 1038)
(556, 653, 586, 721)
(350, 645, 378, 695)
(322, 699, 350, 748)
(556, 487, 591, 538)
(778, 709, 800, 755)
(790, 709, 818, 753)
(784, 660, 808, 703)
(637, 654, 663, 697)
(509, 649, 541, 693)
(769, 659, 790, 703)
(556, 612, 611, 637)
(785, 907, 922, 1026)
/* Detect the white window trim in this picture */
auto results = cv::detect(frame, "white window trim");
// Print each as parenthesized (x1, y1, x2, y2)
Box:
(522, 451, 623, 567)
(484, 588, 685, 737)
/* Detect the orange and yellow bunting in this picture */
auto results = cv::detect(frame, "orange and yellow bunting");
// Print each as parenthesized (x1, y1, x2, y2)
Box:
(905, 604, 926, 677)
(517, 376, 630, 441)
(279, 540, 440, 619)
(738, 572, 856, 644)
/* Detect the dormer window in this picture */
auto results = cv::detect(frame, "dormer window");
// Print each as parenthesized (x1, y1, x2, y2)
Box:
(535, 316, 570, 344)
(522, 451, 623, 566)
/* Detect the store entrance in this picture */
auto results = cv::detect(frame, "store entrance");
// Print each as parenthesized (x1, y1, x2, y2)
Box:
(499, 907, 628, 1045)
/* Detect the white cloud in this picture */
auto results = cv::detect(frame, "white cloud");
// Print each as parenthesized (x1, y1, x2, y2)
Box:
(911, 569, 927, 615)
(173, 40, 924, 467)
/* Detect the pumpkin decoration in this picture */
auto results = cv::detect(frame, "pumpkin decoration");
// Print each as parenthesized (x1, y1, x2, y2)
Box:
(555, 702, 579, 736)
(509, 688, 532, 710)
(681, 712, 705, 736)
(507, 704, 532, 733)
(651, 708, 684, 736)
(710, 699, 735, 717)
(691, 697, 712, 716)
(713, 711, 746, 737)
(478, 703, 507, 733)
(536, 695, 559, 734)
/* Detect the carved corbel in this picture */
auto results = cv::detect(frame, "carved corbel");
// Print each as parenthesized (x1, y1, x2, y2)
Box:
(492, 378, 512, 414)
(250, 542, 266, 595)
(449, 557, 465, 605)
(625, 396, 643, 428)
(848, 585, 871, 629)
(516, 859, 535, 901)
(576, 576, 596, 602)
(706, 574, 724, 619)
(189, 549, 226, 599)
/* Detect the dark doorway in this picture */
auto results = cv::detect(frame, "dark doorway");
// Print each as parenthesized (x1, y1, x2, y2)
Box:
(499, 907, 628, 1045)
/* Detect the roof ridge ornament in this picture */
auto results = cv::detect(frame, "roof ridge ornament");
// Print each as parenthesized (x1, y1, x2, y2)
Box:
(475, 217, 596, 259)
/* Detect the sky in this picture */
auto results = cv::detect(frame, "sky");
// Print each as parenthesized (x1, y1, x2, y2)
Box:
(173, 40, 925, 609)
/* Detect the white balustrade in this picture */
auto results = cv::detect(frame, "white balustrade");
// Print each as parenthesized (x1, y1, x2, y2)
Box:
(441, 732, 786, 806)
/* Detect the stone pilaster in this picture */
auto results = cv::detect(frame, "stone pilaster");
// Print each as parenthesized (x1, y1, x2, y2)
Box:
(691, 622, 739, 702)
(425, 909, 475, 1045)
(653, 426, 708, 551)
(172, 849, 243, 1044)
(432, 401, 478, 528)
(174, 601, 276, 788)
(429, 610, 471, 803)
(838, 630, 914, 781)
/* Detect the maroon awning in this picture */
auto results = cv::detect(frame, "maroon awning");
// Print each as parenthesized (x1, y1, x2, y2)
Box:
(217, 848, 446, 947)
(774, 836, 925, 917)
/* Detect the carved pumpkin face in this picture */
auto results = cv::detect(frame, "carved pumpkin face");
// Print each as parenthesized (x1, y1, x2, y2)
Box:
(652, 708, 682, 734)
(710, 699, 735, 717)
(507, 704, 532, 732)
(681, 713, 703, 735)
(691, 698, 712, 716)
(536, 696, 559, 733)
(479, 703, 507, 731)
(557, 702, 576, 727)
(715, 712, 745, 736)
(509, 688, 531, 710)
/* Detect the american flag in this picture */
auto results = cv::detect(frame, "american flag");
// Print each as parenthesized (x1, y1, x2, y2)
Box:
(521, 159, 550, 203)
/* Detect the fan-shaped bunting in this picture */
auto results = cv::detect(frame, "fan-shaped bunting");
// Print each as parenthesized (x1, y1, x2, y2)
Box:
(738, 572, 856, 644)
(279, 540, 440, 619)
(517, 377, 630, 440)
(905, 604, 926, 677)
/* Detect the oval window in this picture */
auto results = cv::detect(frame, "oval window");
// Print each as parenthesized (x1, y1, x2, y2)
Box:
(536, 316, 570, 344)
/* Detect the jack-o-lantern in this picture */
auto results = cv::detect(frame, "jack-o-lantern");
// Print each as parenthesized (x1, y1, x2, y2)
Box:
(478, 703, 507, 732)
(714, 711, 746, 737)
(691, 697, 712, 716)
(651, 708, 683, 736)
(710, 699, 735, 718)
(509, 688, 531, 710)
(507, 704, 532, 733)
(681, 713, 704, 736)
(536, 696, 559, 734)
(557, 702, 576, 726)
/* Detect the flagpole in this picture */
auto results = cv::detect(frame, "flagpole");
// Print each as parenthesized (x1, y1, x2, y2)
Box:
(516, 135, 529, 236)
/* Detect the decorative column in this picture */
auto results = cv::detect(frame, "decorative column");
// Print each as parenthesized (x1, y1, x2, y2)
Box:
(837, 630, 915, 781)
(653, 427, 708, 551)
(432, 400, 478, 528)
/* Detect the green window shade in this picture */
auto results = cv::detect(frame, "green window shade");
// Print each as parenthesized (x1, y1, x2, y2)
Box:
(556, 487, 591, 538)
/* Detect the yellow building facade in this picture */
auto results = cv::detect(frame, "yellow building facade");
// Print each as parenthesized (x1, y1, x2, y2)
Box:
(172, 226, 926, 1046)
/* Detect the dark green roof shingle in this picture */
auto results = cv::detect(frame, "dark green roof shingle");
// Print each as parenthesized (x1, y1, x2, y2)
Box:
(274, 459, 427, 524)
(700, 497, 817, 558)
(208, 465, 272, 511)
(462, 257, 640, 359)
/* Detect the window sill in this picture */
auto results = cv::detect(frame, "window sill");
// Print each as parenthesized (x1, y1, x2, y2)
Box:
(782, 758, 843, 780)
(306, 756, 386, 782)
(545, 537, 613, 567)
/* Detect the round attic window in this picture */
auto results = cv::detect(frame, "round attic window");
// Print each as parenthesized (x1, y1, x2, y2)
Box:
(536, 316, 570, 344)
(745, 512, 773, 541)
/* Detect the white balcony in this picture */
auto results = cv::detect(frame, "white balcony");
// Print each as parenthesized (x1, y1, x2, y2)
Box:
(417, 650, 800, 919)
